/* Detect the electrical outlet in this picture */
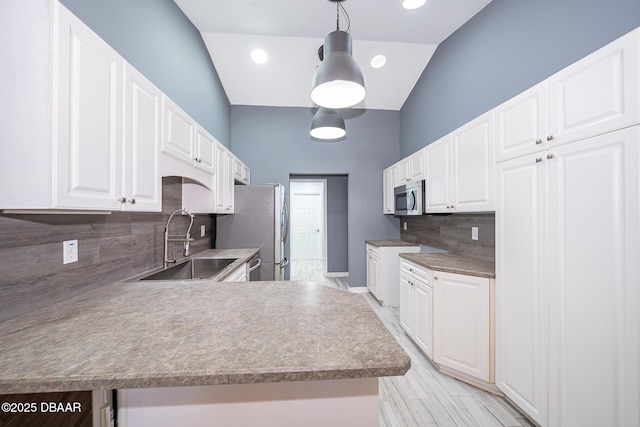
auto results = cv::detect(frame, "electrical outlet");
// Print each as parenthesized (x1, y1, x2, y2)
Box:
(63, 240, 78, 264)
(403, 222, 408, 231)
(471, 227, 479, 241)
(200, 225, 206, 237)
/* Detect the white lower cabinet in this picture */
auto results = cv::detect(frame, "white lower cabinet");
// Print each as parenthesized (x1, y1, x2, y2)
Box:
(367, 244, 419, 306)
(496, 126, 640, 427)
(433, 271, 493, 383)
(222, 263, 247, 282)
(399, 260, 433, 359)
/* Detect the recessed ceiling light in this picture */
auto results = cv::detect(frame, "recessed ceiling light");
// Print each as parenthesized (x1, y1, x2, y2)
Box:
(402, 0, 426, 9)
(251, 49, 268, 64)
(371, 54, 387, 69)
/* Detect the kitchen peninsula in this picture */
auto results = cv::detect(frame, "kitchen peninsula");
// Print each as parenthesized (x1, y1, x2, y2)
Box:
(0, 249, 409, 426)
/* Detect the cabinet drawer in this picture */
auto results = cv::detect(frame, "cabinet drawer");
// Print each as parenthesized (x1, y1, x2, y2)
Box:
(400, 260, 430, 282)
(366, 244, 379, 257)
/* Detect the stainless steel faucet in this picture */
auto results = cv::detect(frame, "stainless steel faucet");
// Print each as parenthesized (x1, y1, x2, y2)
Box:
(164, 208, 195, 268)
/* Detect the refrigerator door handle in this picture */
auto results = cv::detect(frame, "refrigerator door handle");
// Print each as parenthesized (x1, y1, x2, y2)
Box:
(281, 195, 289, 243)
(280, 257, 289, 270)
(248, 258, 262, 272)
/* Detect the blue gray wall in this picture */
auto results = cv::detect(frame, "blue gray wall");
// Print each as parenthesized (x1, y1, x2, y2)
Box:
(231, 106, 400, 286)
(400, 0, 640, 157)
(60, 0, 231, 145)
(291, 175, 349, 273)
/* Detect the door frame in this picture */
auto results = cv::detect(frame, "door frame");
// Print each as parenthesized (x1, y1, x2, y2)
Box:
(289, 179, 327, 272)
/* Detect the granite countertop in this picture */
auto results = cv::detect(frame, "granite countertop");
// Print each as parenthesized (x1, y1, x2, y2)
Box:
(0, 253, 410, 394)
(399, 252, 495, 278)
(365, 240, 420, 248)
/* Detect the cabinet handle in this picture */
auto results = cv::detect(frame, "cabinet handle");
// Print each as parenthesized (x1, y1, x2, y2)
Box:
(547, 153, 555, 159)
(128, 199, 136, 204)
(535, 157, 543, 163)
(434, 276, 438, 280)
(118, 197, 126, 203)
(535, 138, 543, 145)
(547, 135, 555, 141)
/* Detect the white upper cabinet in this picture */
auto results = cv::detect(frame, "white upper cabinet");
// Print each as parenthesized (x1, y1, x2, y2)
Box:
(424, 135, 452, 212)
(395, 157, 411, 184)
(232, 154, 250, 185)
(194, 125, 215, 174)
(425, 111, 495, 213)
(409, 149, 426, 182)
(162, 96, 195, 166)
(382, 167, 394, 214)
(451, 111, 495, 212)
(495, 82, 549, 162)
(54, 4, 123, 210)
(122, 63, 162, 211)
(496, 29, 639, 163)
(548, 29, 639, 147)
(214, 141, 234, 214)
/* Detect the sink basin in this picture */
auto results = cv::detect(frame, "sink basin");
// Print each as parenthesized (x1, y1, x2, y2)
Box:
(138, 258, 237, 281)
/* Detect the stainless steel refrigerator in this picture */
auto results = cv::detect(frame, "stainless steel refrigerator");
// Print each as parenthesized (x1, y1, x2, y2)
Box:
(216, 184, 289, 280)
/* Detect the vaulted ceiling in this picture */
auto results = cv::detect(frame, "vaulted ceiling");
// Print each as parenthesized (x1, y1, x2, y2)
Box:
(174, 0, 492, 111)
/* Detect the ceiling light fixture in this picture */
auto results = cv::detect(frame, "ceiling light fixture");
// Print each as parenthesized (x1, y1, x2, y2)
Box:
(371, 54, 387, 69)
(311, 0, 366, 109)
(402, 0, 426, 10)
(250, 49, 268, 64)
(310, 108, 346, 140)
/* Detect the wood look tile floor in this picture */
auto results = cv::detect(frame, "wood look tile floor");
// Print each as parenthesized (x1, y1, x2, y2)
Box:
(289, 260, 534, 427)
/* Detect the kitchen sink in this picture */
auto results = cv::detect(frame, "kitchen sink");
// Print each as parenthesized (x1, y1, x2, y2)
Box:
(138, 258, 237, 281)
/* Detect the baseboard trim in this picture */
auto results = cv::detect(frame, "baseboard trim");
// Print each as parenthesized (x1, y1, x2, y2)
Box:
(324, 272, 348, 278)
(348, 286, 369, 294)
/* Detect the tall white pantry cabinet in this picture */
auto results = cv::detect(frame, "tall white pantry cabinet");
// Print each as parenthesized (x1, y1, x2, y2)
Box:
(495, 28, 640, 427)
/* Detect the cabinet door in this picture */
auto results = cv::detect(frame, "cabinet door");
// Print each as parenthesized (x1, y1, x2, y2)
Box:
(395, 158, 411, 184)
(413, 279, 433, 359)
(382, 167, 394, 214)
(399, 272, 413, 334)
(424, 136, 451, 212)
(55, 5, 122, 209)
(451, 111, 495, 212)
(214, 142, 234, 213)
(162, 97, 194, 164)
(194, 125, 215, 174)
(433, 272, 492, 382)
(409, 149, 426, 182)
(548, 29, 639, 148)
(495, 152, 547, 425)
(547, 127, 639, 427)
(123, 64, 161, 212)
(495, 82, 549, 162)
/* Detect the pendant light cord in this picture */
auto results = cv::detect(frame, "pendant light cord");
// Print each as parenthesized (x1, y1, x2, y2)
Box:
(335, 0, 351, 32)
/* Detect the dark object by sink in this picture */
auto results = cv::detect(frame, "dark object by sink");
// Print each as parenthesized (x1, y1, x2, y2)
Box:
(139, 258, 237, 281)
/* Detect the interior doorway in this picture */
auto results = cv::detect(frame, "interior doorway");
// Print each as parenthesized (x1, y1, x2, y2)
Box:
(290, 180, 325, 262)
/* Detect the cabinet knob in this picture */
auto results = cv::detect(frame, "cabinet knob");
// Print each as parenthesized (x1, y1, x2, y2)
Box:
(547, 135, 555, 141)
(129, 198, 136, 204)
(434, 276, 438, 280)
(118, 197, 126, 203)
(535, 138, 543, 145)
(535, 157, 543, 163)
(547, 153, 555, 159)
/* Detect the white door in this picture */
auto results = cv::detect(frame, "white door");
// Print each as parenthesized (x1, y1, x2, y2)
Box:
(495, 152, 548, 425)
(547, 127, 639, 427)
(290, 181, 324, 260)
(413, 279, 433, 359)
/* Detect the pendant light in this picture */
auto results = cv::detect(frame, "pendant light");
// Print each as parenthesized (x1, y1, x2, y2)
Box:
(310, 108, 346, 140)
(311, 0, 366, 109)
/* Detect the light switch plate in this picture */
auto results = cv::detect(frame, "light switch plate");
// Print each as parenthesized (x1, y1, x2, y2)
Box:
(63, 240, 78, 264)
(403, 222, 408, 231)
(200, 225, 206, 237)
(471, 227, 479, 241)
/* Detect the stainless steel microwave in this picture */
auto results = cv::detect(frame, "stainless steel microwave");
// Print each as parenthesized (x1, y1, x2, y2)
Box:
(394, 180, 425, 216)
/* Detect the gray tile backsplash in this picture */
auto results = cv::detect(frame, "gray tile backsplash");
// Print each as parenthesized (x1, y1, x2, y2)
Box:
(0, 177, 214, 322)
(400, 213, 495, 263)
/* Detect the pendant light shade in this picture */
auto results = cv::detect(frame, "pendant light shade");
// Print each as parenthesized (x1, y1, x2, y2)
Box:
(310, 108, 346, 140)
(311, 30, 366, 109)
